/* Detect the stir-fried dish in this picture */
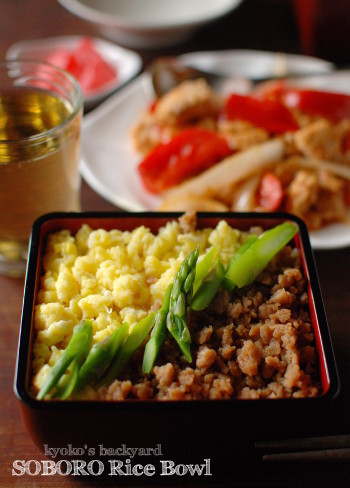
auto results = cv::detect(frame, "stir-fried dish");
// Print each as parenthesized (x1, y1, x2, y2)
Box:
(132, 78, 350, 230)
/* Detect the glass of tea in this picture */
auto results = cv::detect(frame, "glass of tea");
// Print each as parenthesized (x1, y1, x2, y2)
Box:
(0, 60, 83, 277)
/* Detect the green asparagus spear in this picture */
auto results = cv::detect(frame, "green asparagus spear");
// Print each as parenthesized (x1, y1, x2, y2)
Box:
(191, 259, 225, 311)
(101, 312, 156, 384)
(225, 222, 298, 288)
(37, 319, 93, 400)
(223, 234, 258, 291)
(192, 225, 294, 311)
(54, 357, 80, 400)
(166, 246, 199, 362)
(193, 246, 217, 295)
(142, 283, 173, 374)
(75, 322, 129, 392)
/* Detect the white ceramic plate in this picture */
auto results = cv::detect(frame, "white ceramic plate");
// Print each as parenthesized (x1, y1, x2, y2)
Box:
(80, 50, 350, 249)
(180, 49, 334, 79)
(6, 36, 142, 110)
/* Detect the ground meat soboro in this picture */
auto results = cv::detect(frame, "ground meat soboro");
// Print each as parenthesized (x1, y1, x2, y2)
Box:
(99, 244, 320, 401)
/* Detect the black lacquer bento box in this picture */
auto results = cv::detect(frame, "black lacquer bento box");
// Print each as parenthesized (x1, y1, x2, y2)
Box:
(14, 211, 339, 475)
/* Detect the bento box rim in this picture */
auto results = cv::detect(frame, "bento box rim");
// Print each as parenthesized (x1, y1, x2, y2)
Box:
(14, 210, 340, 409)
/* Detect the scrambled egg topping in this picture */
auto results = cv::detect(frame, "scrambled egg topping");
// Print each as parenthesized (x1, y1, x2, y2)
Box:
(32, 220, 243, 393)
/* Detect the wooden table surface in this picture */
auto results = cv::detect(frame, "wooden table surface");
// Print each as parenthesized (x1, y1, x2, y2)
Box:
(1, 1, 349, 486)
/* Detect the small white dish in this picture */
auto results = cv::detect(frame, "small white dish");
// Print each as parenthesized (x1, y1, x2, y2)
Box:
(6, 36, 142, 109)
(57, 0, 243, 48)
(80, 50, 350, 249)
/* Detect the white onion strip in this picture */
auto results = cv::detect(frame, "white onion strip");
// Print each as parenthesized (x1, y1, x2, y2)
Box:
(164, 138, 285, 200)
(297, 157, 350, 180)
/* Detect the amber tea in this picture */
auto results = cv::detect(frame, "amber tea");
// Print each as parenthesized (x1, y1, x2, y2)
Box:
(0, 61, 82, 276)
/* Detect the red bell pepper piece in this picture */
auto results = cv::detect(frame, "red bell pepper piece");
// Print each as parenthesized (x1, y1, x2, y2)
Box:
(137, 127, 231, 193)
(282, 89, 350, 123)
(223, 93, 299, 134)
(257, 172, 284, 211)
(258, 81, 350, 123)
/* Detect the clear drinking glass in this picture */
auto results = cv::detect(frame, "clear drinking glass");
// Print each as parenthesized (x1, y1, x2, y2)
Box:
(0, 60, 83, 277)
